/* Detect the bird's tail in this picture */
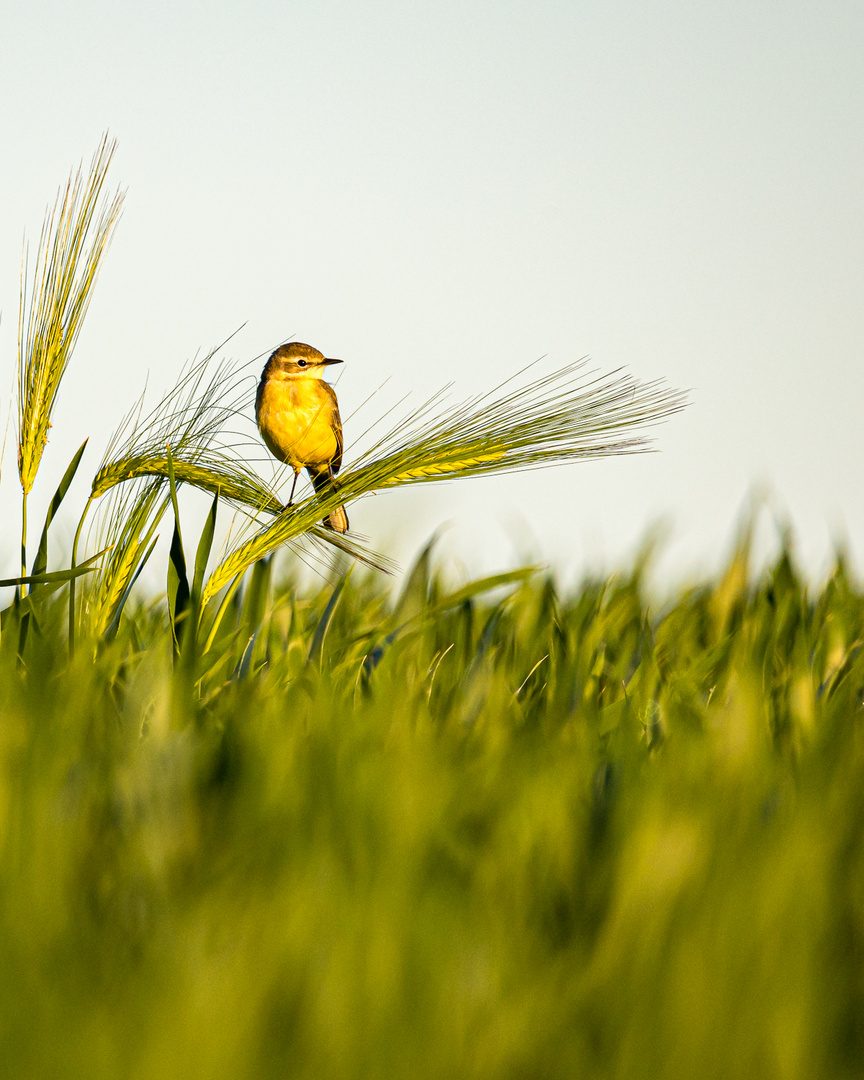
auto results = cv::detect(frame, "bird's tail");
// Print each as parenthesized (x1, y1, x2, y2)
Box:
(309, 467, 349, 533)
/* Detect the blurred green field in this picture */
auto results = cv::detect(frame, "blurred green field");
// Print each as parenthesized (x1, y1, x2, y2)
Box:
(2, 531, 863, 1080)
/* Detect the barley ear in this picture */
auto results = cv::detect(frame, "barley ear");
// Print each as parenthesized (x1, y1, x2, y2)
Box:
(17, 134, 123, 496)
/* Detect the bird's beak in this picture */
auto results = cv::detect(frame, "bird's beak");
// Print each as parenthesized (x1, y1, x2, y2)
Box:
(322, 357, 344, 366)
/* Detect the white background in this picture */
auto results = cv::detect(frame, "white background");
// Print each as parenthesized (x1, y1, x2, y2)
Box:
(1, 1, 862, 589)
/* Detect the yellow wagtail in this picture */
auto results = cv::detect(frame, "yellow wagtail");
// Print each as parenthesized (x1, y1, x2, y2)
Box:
(255, 342, 349, 533)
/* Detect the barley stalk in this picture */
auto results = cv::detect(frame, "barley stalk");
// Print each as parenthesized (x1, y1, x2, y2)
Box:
(201, 362, 686, 607)
(18, 134, 123, 497)
(89, 480, 168, 639)
(93, 452, 283, 515)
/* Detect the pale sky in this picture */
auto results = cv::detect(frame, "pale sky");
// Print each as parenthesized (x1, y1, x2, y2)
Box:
(1, 0, 862, 587)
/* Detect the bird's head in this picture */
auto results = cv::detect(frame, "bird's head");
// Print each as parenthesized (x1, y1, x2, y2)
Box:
(264, 342, 344, 379)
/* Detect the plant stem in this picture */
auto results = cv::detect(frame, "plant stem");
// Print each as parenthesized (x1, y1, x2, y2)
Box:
(68, 494, 94, 656)
(20, 490, 28, 600)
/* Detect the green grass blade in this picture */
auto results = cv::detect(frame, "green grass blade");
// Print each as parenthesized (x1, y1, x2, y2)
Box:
(234, 630, 260, 682)
(0, 551, 106, 644)
(231, 556, 273, 682)
(391, 534, 436, 626)
(30, 439, 88, 582)
(419, 568, 536, 628)
(307, 572, 351, 669)
(166, 448, 190, 656)
(0, 552, 104, 589)
(241, 556, 272, 636)
(193, 490, 219, 605)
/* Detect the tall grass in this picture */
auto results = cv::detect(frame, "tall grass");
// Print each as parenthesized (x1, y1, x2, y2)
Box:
(1, 529, 863, 1078)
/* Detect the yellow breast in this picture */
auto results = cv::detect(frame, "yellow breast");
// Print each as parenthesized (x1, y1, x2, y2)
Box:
(256, 376, 340, 471)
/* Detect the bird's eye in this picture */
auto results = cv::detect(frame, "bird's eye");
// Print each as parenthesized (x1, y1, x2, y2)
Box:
(297, 359, 307, 367)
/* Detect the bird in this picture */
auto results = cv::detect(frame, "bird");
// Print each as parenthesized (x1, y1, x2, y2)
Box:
(255, 342, 349, 533)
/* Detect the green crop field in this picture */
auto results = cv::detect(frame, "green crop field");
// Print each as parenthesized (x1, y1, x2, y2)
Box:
(2, 140, 862, 1080)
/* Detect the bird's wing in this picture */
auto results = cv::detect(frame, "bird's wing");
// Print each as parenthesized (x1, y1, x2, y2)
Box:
(322, 381, 344, 474)
(254, 374, 265, 426)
